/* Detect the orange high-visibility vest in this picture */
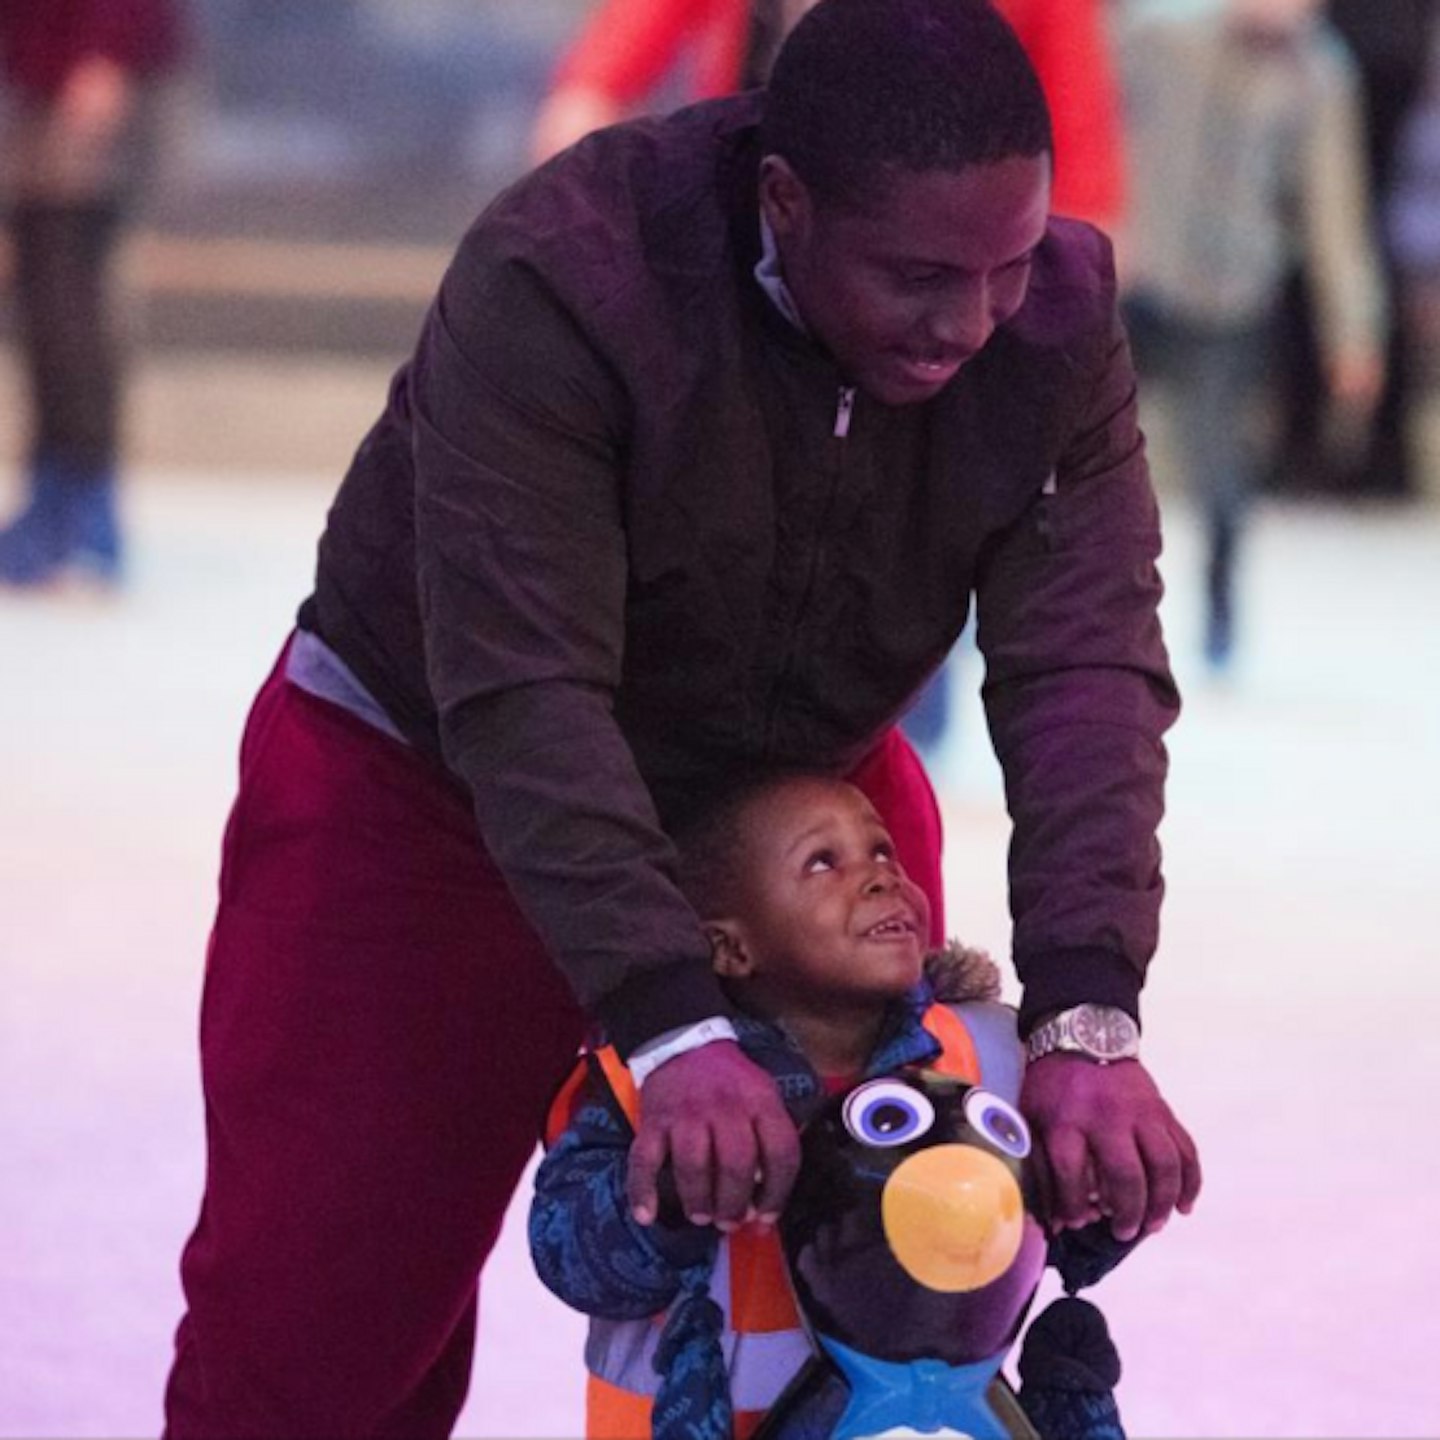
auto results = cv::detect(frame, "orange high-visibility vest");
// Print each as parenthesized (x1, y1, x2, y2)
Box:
(546, 1002, 1018, 1439)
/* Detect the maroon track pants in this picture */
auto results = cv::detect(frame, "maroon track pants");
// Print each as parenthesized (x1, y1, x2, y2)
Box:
(163, 644, 944, 1437)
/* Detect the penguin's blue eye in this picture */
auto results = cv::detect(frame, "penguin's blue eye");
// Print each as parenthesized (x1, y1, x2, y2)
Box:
(962, 1089, 1031, 1159)
(842, 1079, 936, 1148)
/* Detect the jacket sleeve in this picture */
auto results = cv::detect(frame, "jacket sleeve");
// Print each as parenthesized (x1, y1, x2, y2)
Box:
(408, 227, 733, 1057)
(974, 255, 1180, 1036)
(529, 1065, 718, 1319)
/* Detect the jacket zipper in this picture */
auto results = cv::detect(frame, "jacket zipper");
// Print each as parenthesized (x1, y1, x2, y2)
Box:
(765, 385, 854, 749)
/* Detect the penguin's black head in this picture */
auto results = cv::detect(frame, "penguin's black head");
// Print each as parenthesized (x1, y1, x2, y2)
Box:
(780, 1068, 1046, 1365)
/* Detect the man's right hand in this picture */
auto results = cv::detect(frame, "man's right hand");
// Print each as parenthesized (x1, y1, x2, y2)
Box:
(626, 1040, 800, 1233)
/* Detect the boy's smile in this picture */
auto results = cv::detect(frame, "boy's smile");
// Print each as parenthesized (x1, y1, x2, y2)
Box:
(862, 912, 922, 942)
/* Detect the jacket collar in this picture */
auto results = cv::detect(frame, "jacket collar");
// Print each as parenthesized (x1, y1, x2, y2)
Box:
(753, 214, 810, 335)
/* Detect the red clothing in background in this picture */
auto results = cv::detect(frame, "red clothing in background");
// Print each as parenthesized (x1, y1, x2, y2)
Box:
(0, 0, 186, 96)
(550, 0, 751, 106)
(993, 0, 1125, 228)
(548, 0, 1124, 226)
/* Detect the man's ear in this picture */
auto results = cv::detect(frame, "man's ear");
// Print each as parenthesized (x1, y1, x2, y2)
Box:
(706, 921, 757, 979)
(758, 154, 811, 241)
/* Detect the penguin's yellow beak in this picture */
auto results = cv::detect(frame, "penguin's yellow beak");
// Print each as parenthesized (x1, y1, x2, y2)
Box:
(880, 1145, 1025, 1292)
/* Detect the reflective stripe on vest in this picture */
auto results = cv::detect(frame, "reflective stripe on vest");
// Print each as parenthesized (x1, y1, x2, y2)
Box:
(955, 1000, 1024, 1105)
(929, 999, 1025, 1105)
(568, 1002, 998, 1436)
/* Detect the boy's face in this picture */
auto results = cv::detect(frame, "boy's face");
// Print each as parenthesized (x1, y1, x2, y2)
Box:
(760, 154, 1051, 407)
(717, 778, 932, 1011)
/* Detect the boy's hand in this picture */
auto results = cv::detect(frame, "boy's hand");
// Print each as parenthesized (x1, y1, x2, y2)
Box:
(1021, 1055, 1201, 1242)
(627, 1040, 800, 1233)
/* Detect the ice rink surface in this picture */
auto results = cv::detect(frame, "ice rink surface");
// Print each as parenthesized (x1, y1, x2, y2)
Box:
(2, 461, 1438, 1437)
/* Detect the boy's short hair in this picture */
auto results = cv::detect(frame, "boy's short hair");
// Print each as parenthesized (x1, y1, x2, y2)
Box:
(761, 0, 1053, 208)
(673, 770, 834, 918)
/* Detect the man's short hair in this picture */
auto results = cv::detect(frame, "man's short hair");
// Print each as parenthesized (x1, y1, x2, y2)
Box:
(760, 0, 1053, 207)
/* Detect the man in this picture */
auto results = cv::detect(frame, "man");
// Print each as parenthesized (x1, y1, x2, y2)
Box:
(164, 1, 1199, 1433)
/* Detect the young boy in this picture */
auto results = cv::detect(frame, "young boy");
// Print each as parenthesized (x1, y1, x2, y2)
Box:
(529, 773, 1033, 1440)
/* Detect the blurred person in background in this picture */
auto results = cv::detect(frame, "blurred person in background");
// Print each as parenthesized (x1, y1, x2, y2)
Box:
(530, 0, 760, 161)
(533, 0, 1130, 763)
(532, 0, 1127, 227)
(1270, 0, 1438, 501)
(0, 0, 188, 590)
(1387, 26, 1440, 430)
(1117, 0, 1387, 672)
(163, 1, 1199, 1432)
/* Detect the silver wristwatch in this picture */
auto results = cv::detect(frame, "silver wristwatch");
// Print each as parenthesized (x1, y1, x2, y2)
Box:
(1024, 1004, 1140, 1065)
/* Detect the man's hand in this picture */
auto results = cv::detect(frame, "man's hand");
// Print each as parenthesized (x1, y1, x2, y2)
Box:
(626, 1040, 800, 1233)
(1021, 1055, 1201, 1243)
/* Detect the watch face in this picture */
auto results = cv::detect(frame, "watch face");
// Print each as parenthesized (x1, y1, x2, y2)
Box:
(1072, 1005, 1138, 1058)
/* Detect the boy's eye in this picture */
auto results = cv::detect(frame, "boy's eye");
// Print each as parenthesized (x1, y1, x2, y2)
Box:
(873, 844, 895, 864)
(804, 851, 836, 874)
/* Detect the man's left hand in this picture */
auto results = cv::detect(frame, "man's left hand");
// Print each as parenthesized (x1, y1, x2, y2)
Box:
(1020, 1055, 1201, 1242)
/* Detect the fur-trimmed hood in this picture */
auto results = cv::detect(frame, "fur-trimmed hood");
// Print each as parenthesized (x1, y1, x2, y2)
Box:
(923, 940, 1003, 1006)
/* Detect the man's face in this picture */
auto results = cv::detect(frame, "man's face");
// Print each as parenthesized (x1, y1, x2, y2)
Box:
(721, 779, 931, 1014)
(760, 154, 1052, 406)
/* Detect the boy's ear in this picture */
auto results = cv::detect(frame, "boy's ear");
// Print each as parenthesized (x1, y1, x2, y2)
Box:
(706, 921, 756, 979)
